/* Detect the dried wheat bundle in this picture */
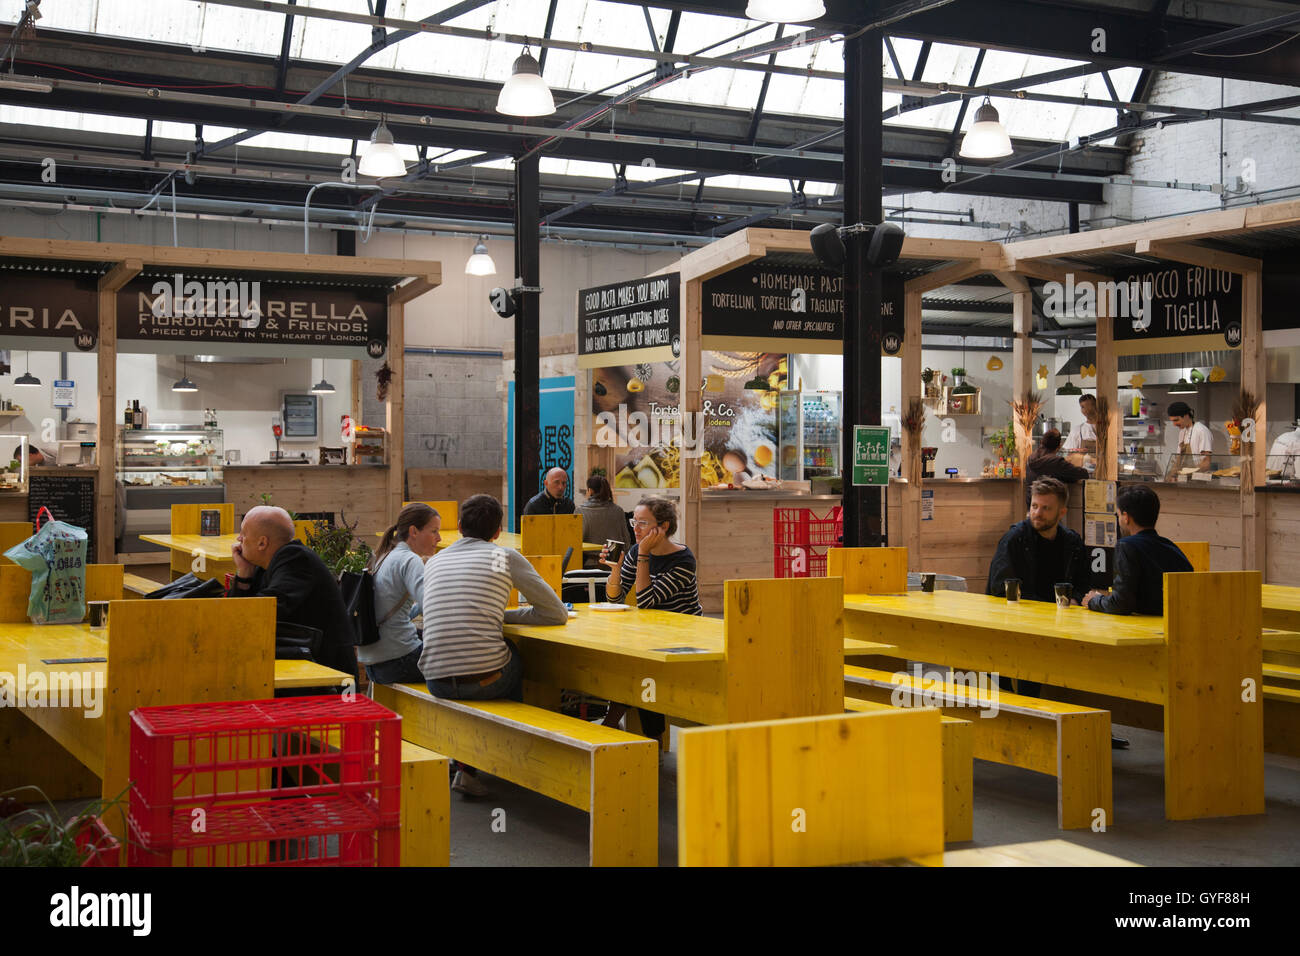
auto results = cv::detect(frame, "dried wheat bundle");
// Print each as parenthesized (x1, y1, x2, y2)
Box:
(1010, 391, 1044, 437)
(902, 398, 926, 439)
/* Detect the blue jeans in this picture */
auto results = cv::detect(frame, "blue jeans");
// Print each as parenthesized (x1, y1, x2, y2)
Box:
(365, 645, 425, 685)
(426, 639, 523, 702)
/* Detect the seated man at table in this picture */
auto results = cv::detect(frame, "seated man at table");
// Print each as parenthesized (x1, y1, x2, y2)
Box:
(1083, 484, 1192, 616)
(522, 467, 576, 516)
(421, 493, 568, 796)
(988, 477, 1091, 606)
(228, 505, 359, 682)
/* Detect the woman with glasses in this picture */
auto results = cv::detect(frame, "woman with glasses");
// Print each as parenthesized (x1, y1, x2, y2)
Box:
(598, 495, 702, 741)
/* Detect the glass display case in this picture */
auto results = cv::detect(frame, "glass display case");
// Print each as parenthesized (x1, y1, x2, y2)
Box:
(801, 391, 840, 479)
(118, 425, 224, 488)
(1264, 453, 1300, 486)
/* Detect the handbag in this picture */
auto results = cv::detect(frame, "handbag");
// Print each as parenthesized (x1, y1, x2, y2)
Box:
(4, 506, 88, 624)
(338, 562, 405, 647)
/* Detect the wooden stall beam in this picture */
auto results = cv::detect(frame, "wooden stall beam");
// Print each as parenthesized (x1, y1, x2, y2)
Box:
(96, 259, 140, 563)
(385, 298, 406, 526)
(900, 289, 923, 568)
(1095, 283, 1118, 482)
(1242, 269, 1266, 571)
(904, 260, 989, 296)
(390, 274, 439, 306)
(1134, 240, 1262, 274)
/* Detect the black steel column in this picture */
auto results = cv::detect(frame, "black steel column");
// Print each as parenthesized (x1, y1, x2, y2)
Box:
(841, 28, 884, 547)
(513, 153, 541, 532)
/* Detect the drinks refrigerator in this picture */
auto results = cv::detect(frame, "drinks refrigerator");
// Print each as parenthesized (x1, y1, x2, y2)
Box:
(777, 390, 842, 480)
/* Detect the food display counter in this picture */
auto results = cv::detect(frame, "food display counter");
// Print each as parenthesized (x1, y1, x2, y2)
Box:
(118, 425, 225, 555)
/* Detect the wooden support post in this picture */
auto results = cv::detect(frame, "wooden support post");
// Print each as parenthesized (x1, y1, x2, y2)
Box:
(682, 278, 702, 554)
(901, 289, 923, 569)
(1095, 284, 1118, 482)
(96, 259, 140, 563)
(351, 360, 363, 426)
(385, 298, 406, 525)
(1241, 269, 1266, 571)
(997, 272, 1035, 500)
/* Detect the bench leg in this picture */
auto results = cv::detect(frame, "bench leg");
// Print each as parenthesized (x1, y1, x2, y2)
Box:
(1056, 711, 1112, 831)
(589, 741, 658, 867)
(940, 720, 973, 843)
(400, 756, 450, 867)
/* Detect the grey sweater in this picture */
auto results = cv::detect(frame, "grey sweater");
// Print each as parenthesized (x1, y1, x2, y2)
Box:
(419, 536, 568, 679)
(357, 541, 424, 665)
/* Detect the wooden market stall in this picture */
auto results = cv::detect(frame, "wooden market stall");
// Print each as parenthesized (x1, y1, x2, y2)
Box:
(0, 235, 439, 561)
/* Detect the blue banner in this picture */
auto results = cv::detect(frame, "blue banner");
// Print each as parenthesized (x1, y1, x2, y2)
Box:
(507, 375, 575, 532)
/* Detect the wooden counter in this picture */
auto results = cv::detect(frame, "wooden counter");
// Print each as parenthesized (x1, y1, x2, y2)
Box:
(1134, 482, 1242, 572)
(887, 478, 1020, 587)
(696, 492, 841, 614)
(1263, 487, 1300, 585)
(224, 464, 391, 540)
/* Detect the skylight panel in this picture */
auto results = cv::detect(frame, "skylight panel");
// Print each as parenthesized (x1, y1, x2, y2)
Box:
(0, 104, 145, 137)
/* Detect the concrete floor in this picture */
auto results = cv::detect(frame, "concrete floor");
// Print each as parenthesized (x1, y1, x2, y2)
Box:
(30, 721, 1300, 866)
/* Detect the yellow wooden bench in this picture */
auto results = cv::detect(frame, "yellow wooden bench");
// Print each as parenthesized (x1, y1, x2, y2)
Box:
(845, 665, 1113, 831)
(372, 682, 658, 866)
(677, 709, 946, 867)
(844, 697, 972, 843)
(1264, 684, 1300, 758)
(399, 741, 450, 867)
(123, 572, 163, 596)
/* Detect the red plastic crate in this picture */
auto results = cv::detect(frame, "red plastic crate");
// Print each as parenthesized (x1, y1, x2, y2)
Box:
(807, 506, 844, 546)
(127, 695, 401, 867)
(774, 505, 841, 577)
(76, 816, 121, 868)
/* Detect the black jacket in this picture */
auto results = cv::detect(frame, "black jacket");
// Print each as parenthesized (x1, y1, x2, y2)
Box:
(1024, 450, 1091, 508)
(522, 490, 576, 516)
(987, 519, 1091, 604)
(229, 540, 358, 680)
(1087, 528, 1193, 615)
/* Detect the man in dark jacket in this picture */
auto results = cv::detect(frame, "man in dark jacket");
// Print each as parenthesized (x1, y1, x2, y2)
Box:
(1083, 484, 1192, 615)
(988, 477, 1091, 605)
(522, 467, 576, 516)
(1024, 429, 1090, 509)
(228, 505, 358, 681)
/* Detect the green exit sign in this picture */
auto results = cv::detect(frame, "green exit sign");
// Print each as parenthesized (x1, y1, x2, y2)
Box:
(852, 425, 890, 487)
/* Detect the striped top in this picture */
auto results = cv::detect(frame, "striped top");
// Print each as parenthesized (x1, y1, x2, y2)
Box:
(612, 543, 702, 616)
(419, 535, 568, 680)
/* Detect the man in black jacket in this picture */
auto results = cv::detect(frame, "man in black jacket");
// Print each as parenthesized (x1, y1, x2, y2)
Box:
(1083, 484, 1192, 615)
(228, 505, 358, 681)
(1024, 429, 1090, 509)
(988, 477, 1091, 605)
(522, 467, 576, 516)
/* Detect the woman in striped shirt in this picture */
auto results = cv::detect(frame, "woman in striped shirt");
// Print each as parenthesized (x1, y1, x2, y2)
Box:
(599, 495, 701, 739)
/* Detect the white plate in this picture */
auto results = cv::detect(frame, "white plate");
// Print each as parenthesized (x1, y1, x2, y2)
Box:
(588, 602, 630, 612)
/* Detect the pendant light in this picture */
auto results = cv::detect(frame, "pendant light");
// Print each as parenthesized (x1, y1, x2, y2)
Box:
(358, 117, 408, 179)
(959, 97, 1014, 160)
(1055, 379, 1082, 397)
(14, 351, 39, 387)
(746, 0, 824, 21)
(171, 357, 198, 393)
(465, 236, 497, 276)
(496, 43, 554, 117)
(310, 359, 336, 395)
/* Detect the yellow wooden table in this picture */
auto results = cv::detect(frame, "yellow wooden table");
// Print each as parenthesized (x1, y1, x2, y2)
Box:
(502, 577, 887, 726)
(1263, 584, 1300, 631)
(842, 575, 1266, 822)
(139, 532, 237, 581)
(0, 597, 353, 837)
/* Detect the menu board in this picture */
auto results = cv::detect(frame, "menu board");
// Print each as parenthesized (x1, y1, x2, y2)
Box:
(577, 274, 680, 369)
(28, 472, 96, 559)
(1112, 265, 1242, 355)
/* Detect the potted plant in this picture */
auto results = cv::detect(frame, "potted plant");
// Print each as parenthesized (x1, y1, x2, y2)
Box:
(0, 786, 123, 867)
(303, 513, 373, 576)
(950, 367, 967, 386)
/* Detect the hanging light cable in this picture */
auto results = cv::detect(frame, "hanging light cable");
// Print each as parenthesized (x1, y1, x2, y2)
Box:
(172, 356, 198, 393)
(14, 351, 40, 387)
(310, 358, 336, 395)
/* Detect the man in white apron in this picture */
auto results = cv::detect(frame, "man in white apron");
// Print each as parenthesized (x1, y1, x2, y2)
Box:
(1269, 421, 1300, 478)
(1063, 393, 1098, 466)
(1167, 401, 1213, 473)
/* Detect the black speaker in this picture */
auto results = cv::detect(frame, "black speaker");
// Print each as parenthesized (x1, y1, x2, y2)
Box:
(809, 222, 845, 269)
(866, 222, 905, 268)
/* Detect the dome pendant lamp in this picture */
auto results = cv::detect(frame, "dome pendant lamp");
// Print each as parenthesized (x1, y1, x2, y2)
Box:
(496, 43, 555, 117)
(959, 97, 1014, 160)
(746, 0, 825, 22)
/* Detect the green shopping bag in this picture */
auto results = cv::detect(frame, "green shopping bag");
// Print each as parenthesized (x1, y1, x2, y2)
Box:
(4, 506, 88, 624)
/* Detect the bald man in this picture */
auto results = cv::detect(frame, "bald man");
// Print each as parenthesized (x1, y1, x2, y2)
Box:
(229, 505, 358, 681)
(522, 467, 576, 516)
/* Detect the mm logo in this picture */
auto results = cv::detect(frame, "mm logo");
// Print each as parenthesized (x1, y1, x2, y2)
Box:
(1224, 321, 1242, 347)
(74, 331, 96, 351)
(367, 339, 386, 358)
(881, 332, 902, 355)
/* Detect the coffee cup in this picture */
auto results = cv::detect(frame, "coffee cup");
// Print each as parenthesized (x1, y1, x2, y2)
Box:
(920, 572, 936, 593)
(88, 601, 109, 629)
(604, 539, 625, 564)
(1054, 582, 1072, 608)
(1004, 578, 1021, 602)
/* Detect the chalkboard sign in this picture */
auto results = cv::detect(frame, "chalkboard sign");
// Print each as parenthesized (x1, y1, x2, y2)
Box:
(28, 472, 96, 559)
